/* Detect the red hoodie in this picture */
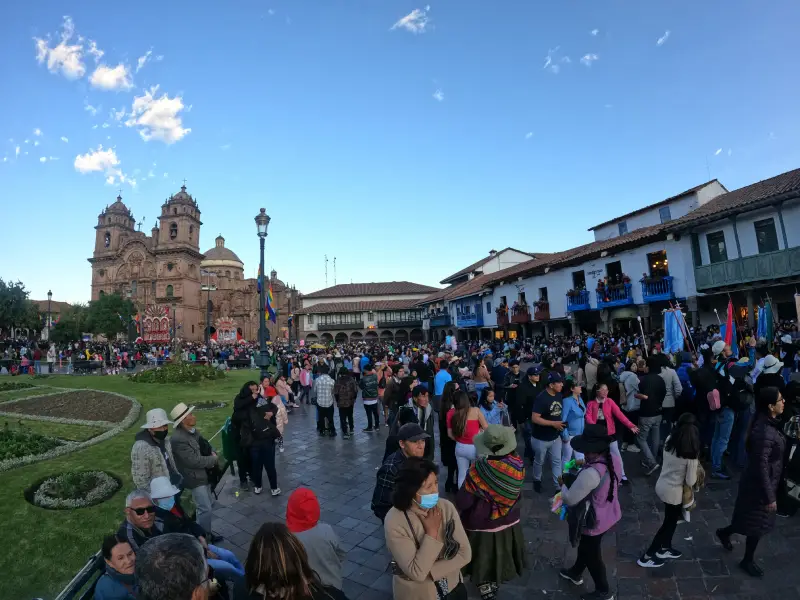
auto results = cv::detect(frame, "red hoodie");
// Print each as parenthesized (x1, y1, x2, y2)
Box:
(286, 487, 320, 533)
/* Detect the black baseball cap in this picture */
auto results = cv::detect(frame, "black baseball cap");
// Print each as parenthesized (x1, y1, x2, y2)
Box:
(526, 364, 543, 376)
(397, 423, 430, 442)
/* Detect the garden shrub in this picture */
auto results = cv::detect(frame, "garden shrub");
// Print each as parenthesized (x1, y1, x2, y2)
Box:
(0, 381, 35, 392)
(26, 471, 121, 509)
(128, 363, 227, 384)
(0, 424, 62, 461)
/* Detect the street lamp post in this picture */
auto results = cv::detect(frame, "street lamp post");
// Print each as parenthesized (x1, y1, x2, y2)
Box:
(255, 208, 271, 381)
(46, 290, 52, 342)
(171, 303, 177, 355)
(201, 269, 215, 351)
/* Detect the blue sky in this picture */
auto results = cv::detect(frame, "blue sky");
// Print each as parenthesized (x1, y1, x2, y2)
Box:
(1, 1, 799, 304)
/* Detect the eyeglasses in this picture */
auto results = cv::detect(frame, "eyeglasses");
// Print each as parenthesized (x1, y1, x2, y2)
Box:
(131, 505, 156, 515)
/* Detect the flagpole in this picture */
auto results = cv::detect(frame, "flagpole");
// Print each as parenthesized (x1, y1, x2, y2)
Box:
(637, 316, 649, 357)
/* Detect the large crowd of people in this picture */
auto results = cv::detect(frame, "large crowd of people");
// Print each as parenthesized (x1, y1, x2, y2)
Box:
(15, 320, 800, 600)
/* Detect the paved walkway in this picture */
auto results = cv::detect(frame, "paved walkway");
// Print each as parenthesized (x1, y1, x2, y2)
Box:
(211, 402, 800, 599)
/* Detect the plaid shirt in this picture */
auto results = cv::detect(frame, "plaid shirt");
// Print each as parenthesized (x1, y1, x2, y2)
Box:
(313, 374, 336, 408)
(371, 449, 406, 521)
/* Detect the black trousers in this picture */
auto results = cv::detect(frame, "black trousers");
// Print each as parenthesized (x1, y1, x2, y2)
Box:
(237, 448, 252, 484)
(647, 502, 682, 555)
(569, 533, 608, 594)
(339, 406, 354, 433)
(250, 443, 277, 490)
(364, 402, 380, 429)
(318, 405, 336, 432)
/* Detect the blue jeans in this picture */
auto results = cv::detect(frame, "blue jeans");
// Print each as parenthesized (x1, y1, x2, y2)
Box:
(711, 407, 735, 472)
(208, 544, 246, 597)
(532, 437, 563, 486)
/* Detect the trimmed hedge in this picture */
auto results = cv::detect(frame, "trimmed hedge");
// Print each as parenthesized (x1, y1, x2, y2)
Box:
(128, 363, 227, 384)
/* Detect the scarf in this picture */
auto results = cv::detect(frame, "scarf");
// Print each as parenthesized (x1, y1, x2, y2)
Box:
(463, 454, 525, 519)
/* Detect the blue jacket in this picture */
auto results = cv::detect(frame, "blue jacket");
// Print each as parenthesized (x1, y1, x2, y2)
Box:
(480, 402, 504, 425)
(561, 395, 587, 436)
(94, 566, 135, 600)
(434, 369, 452, 396)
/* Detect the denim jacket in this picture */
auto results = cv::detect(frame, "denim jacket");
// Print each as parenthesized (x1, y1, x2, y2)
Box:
(561, 395, 586, 436)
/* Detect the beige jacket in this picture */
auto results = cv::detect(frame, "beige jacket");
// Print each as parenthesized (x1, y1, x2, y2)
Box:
(384, 499, 472, 600)
(271, 396, 289, 435)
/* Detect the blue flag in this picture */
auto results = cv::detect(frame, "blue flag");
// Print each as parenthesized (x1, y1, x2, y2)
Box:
(663, 310, 685, 353)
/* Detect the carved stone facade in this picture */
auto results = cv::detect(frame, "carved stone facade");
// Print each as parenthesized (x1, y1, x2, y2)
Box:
(88, 188, 300, 343)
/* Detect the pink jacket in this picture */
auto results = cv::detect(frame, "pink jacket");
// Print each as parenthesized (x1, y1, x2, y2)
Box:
(276, 379, 292, 399)
(585, 398, 635, 436)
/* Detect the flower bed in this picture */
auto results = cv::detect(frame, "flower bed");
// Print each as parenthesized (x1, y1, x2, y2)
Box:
(0, 425, 63, 461)
(129, 363, 227, 384)
(0, 381, 36, 392)
(0, 390, 140, 472)
(25, 471, 121, 510)
(4, 391, 132, 422)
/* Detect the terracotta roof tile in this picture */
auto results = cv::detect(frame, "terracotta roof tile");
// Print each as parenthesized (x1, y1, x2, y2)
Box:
(439, 248, 537, 284)
(32, 300, 72, 313)
(588, 179, 723, 231)
(295, 299, 422, 315)
(302, 281, 439, 299)
(666, 168, 800, 230)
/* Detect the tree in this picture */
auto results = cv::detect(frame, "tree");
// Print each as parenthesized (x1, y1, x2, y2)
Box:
(86, 293, 136, 341)
(50, 303, 89, 345)
(0, 279, 41, 334)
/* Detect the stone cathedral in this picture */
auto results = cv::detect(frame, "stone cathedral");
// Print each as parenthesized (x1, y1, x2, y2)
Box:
(88, 186, 300, 343)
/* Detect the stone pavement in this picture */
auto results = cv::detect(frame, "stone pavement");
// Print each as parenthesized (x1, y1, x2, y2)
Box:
(210, 403, 800, 599)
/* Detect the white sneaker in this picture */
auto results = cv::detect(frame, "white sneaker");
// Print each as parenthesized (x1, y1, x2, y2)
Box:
(626, 444, 641, 453)
(279, 446, 285, 453)
(254, 487, 262, 495)
(271, 488, 282, 496)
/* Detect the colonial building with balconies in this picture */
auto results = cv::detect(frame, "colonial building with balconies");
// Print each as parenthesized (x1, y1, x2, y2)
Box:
(296, 282, 439, 345)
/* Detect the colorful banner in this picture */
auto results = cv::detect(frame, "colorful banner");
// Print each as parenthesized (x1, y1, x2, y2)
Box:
(266, 285, 277, 324)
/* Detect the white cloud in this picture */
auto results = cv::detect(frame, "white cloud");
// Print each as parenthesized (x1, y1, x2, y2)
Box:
(87, 40, 104, 63)
(147, 169, 155, 178)
(74, 145, 134, 186)
(33, 16, 86, 79)
(591, 29, 599, 36)
(267, 8, 275, 16)
(102, 123, 110, 129)
(604, 103, 613, 109)
(125, 86, 191, 144)
(432, 88, 444, 102)
(714, 148, 722, 156)
(728, 148, 733, 156)
(525, 132, 533, 140)
(580, 53, 599, 66)
(90, 64, 134, 91)
(657, 30, 671, 46)
(61, 136, 69, 143)
(391, 7, 430, 34)
(84, 99, 99, 115)
(49, 156, 59, 161)
(2, 157, 6, 163)
(15, 146, 20, 158)
(74, 145, 119, 173)
(24, 139, 30, 144)
(39, 157, 47, 163)
(136, 50, 152, 73)
(110, 107, 126, 122)
(220, 144, 231, 151)
(163, 172, 168, 178)
(544, 47, 571, 74)
(155, 55, 164, 62)
(34, 128, 43, 136)
(34, 140, 40, 146)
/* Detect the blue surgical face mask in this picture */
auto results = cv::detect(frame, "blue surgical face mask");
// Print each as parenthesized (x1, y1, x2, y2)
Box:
(188, 427, 197, 434)
(417, 492, 439, 509)
(155, 496, 175, 511)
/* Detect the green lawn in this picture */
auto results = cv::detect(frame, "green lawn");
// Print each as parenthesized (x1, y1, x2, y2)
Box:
(0, 371, 253, 600)
(0, 387, 52, 402)
(2, 418, 107, 442)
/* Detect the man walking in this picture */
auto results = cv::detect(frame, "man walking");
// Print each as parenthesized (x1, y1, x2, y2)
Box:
(313, 365, 337, 437)
(333, 367, 358, 439)
(370, 423, 428, 521)
(407, 385, 435, 461)
(637, 356, 667, 475)
(359, 363, 381, 433)
(169, 402, 220, 540)
(502, 360, 523, 427)
(531, 372, 566, 493)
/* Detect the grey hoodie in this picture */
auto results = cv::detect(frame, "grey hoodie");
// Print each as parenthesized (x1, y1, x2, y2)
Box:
(659, 366, 683, 409)
(294, 523, 346, 590)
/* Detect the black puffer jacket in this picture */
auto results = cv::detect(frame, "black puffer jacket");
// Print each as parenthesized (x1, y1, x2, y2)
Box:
(730, 414, 785, 536)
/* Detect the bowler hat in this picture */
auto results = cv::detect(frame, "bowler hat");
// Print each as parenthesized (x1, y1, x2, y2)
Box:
(570, 423, 613, 455)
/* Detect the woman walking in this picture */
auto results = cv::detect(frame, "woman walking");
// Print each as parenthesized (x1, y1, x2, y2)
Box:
(440, 382, 460, 493)
(448, 390, 489, 489)
(559, 424, 622, 600)
(638, 414, 700, 568)
(384, 458, 471, 599)
(585, 383, 639, 485)
(456, 425, 526, 600)
(716, 387, 786, 577)
(561, 380, 587, 464)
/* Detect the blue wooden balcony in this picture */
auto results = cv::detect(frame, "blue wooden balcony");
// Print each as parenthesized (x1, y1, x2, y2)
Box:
(596, 283, 634, 309)
(641, 276, 675, 303)
(457, 312, 484, 328)
(430, 314, 451, 327)
(566, 290, 591, 311)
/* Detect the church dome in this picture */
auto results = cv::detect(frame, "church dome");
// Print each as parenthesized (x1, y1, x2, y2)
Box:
(165, 184, 198, 208)
(106, 195, 132, 216)
(201, 236, 244, 278)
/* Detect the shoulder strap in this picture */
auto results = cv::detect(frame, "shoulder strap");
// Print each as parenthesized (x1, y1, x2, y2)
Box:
(403, 511, 421, 550)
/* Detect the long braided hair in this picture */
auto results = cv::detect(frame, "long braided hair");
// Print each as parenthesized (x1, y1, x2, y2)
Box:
(588, 448, 618, 502)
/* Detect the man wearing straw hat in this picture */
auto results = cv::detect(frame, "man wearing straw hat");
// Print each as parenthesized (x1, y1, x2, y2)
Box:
(170, 402, 219, 538)
(131, 408, 181, 493)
